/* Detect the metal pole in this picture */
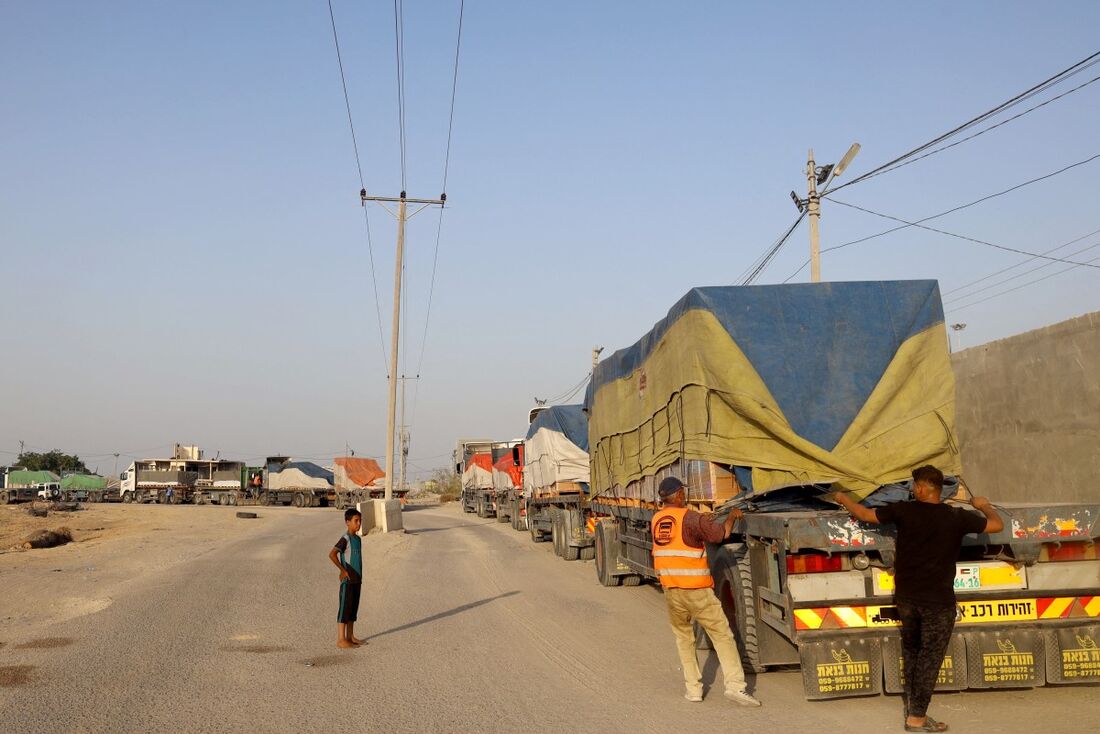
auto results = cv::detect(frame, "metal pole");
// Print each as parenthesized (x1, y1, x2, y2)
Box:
(807, 148, 822, 283)
(399, 376, 407, 494)
(383, 197, 407, 502)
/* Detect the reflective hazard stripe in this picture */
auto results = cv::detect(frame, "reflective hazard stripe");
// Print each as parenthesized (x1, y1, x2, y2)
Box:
(653, 549, 706, 558)
(794, 608, 825, 630)
(1038, 597, 1074, 619)
(657, 568, 711, 576)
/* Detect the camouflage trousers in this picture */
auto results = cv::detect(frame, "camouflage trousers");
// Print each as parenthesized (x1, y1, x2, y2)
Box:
(897, 601, 956, 718)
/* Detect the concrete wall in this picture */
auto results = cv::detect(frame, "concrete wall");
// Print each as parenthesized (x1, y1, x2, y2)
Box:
(951, 311, 1100, 503)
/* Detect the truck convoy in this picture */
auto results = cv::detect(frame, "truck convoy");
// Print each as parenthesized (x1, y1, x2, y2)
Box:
(465, 280, 1100, 699)
(0, 469, 61, 504)
(332, 456, 387, 508)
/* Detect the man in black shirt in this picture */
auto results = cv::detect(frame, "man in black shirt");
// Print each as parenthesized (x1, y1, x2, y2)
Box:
(832, 465, 1003, 733)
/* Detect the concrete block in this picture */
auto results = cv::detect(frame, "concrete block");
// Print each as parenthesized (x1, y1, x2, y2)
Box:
(358, 499, 403, 534)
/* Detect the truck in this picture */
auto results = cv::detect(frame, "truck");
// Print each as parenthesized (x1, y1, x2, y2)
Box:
(120, 460, 196, 504)
(490, 441, 524, 525)
(584, 281, 1100, 699)
(332, 456, 387, 509)
(456, 440, 495, 516)
(1, 470, 60, 504)
(60, 473, 108, 502)
(258, 456, 335, 507)
(523, 404, 595, 560)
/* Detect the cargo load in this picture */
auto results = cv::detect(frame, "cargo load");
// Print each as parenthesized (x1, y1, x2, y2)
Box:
(266, 461, 333, 491)
(5, 470, 60, 487)
(523, 404, 589, 497)
(586, 280, 959, 503)
(333, 457, 385, 492)
(461, 452, 493, 490)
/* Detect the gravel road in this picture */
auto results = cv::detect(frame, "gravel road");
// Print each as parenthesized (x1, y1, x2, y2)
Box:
(2, 503, 1097, 733)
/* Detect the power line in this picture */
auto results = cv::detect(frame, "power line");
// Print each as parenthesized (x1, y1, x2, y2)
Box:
(830, 198, 1100, 269)
(393, 0, 408, 192)
(828, 50, 1100, 194)
(945, 238, 1100, 305)
(843, 73, 1100, 184)
(782, 153, 1100, 281)
(738, 212, 806, 285)
(947, 252, 1100, 313)
(414, 0, 465, 380)
(943, 226, 1100, 297)
(326, 0, 389, 369)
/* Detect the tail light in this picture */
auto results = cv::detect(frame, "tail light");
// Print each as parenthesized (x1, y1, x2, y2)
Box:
(786, 553, 844, 574)
(1041, 541, 1097, 562)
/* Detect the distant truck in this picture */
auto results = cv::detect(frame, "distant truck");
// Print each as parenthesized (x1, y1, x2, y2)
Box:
(1, 469, 61, 504)
(456, 440, 495, 516)
(60, 473, 107, 502)
(585, 281, 1100, 699)
(490, 441, 523, 525)
(333, 456, 388, 509)
(120, 461, 195, 504)
(522, 404, 594, 560)
(259, 457, 335, 507)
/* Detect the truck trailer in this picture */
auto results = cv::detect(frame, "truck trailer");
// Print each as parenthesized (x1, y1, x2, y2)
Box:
(457, 440, 494, 516)
(1, 470, 60, 504)
(523, 404, 594, 560)
(259, 457, 335, 507)
(585, 281, 1100, 698)
(332, 456, 387, 509)
(491, 441, 523, 525)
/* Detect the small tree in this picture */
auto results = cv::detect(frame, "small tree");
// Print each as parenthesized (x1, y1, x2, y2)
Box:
(429, 467, 462, 501)
(16, 450, 89, 474)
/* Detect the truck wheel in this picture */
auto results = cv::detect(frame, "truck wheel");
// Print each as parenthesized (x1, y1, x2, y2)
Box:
(193, 494, 204, 505)
(715, 543, 764, 673)
(579, 544, 595, 561)
(476, 497, 488, 519)
(512, 501, 523, 531)
(551, 509, 565, 557)
(0, 490, 10, 505)
(621, 574, 643, 586)
(335, 494, 346, 510)
(560, 509, 581, 561)
(260, 492, 273, 506)
(292, 493, 304, 508)
(595, 521, 623, 587)
(496, 503, 509, 523)
(122, 492, 133, 504)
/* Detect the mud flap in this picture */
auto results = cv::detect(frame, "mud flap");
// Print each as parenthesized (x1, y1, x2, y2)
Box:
(1044, 624, 1100, 684)
(963, 628, 1045, 688)
(882, 634, 968, 693)
(799, 637, 882, 699)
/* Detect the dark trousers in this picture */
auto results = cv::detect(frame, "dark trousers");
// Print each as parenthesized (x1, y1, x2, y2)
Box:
(897, 601, 956, 718)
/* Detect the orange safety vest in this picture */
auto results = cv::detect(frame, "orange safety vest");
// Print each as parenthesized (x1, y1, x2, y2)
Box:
(651, 506, 713, 589)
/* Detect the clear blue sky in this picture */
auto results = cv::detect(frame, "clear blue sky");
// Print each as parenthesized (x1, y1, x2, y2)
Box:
(3, 2, 1098, 476)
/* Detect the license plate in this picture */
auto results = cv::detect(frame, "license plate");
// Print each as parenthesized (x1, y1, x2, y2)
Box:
(955, 565, 981, 590)
(866, 598, 1039, 627)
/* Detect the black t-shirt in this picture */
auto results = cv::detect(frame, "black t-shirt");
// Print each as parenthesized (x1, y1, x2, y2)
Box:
(874, 501, 988, 607)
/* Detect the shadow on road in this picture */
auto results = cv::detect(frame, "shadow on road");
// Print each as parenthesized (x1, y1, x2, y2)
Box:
(366, 591, 520, 641)
(404, 521, 498, 535)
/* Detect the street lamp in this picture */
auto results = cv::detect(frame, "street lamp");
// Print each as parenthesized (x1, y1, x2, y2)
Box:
(950, 323, 967, 352)
(792, 143, 860, 283)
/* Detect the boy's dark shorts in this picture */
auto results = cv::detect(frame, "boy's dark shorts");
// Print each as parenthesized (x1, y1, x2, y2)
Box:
(338, 580, 361, 623)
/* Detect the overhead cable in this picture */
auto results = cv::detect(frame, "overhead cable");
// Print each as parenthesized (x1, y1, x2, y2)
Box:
(947, 252, 1100, 313)
(327, 0, 389, 368)
(943, 226, 1100, 296)
(828, 50, 1100, 194)
(945, 238, 1100, 305)
(738, 212, 806, 285)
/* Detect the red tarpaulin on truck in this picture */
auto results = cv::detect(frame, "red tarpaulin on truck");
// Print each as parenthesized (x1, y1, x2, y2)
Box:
(333, 457, 385, 488)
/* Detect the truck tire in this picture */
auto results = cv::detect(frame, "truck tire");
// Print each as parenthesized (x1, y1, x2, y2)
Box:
(235, 511, 258, 519)
(561, 509, 581, 561)
(550, 509, 564, 557)
(122, 492, 133, 504)
(715, 543, 764, 673)
(0, 490, 10, 505)
(193, 494, 204, 505)
(512, 501, 524, 531)
(496, 502, 510, 523)
(476, 497, 488, 519)
(260, 492, 274, 506)
(292, 492, 304, 508)
(595, 521, 623, 587)
(579, 544, 595, 561)
(621, 574, 643, 586)
(335, 494, 346, 510)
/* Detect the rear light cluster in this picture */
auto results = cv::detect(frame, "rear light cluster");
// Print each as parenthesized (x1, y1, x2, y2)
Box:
(1041, 541, 1097, 562)
(786, 553, 844, 574)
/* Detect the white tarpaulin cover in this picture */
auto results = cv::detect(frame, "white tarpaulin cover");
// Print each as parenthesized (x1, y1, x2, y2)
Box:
(462, 453, 494, 490)
(267, 462, 334, 491)
(523, 405, 590, 497)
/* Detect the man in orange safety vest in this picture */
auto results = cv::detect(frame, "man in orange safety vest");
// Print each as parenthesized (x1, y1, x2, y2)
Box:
(652, 476, 761, 706)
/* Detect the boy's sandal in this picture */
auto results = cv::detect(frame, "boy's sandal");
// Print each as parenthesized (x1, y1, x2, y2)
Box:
(904, 717, 948, 732)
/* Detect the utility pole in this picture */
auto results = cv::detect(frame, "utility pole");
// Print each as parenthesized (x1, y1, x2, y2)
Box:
(398, 375, 416, 493)
(806, 149, 822, 283)
(793, 144, 859, 284)
(592, 346, 603, 373)
(360, 190, 445, 503)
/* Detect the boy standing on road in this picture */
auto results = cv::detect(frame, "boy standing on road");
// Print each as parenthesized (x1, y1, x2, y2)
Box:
(328, 508, 364, 649)
(831, 465, 1003, 733)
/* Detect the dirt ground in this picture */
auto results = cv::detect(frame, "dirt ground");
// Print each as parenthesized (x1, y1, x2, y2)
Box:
(0, 503, 315, 635)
